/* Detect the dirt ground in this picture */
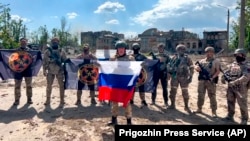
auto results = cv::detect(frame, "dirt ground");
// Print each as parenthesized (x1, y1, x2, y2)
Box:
(0, 55, 249, 141)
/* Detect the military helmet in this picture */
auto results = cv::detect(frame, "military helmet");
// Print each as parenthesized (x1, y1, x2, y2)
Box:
(234, 48, 246, 57)
(132, 43, 140, 50)
(51, 37, 60, 43)
(176, 44, 186, 51)
(82, 43, 89, 49)
(205, 46, 215, 52)
(115, 40, 128, 49)
(157, 43, 165, 48)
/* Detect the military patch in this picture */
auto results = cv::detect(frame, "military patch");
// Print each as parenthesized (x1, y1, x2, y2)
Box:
(8, 51, 33, 73)
(78, 64, 99, 85)
(136, 67, 147, 87)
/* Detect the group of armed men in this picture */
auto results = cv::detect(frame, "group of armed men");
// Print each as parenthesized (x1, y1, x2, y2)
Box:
(11, 37, 249, 125)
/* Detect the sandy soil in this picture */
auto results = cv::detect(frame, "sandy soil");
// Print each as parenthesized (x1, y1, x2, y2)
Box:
(0, 55, 249, 141)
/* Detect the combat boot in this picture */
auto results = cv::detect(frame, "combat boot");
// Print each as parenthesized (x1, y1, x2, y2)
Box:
(13, 99, 20, 106)
(127, 118, 132, 125)
(107, 116, 117, 126)
(27, 97, 33, 104)
(194, 108, 202, 114)
(141, 100, 148, 107)
(91, 98, 97, 105)
(75, 91, 82, 105)
(151, 99, 155, 105)
(130, 100, 134, 105)
(184, 99, 193, 114)
(59, 93, 65, 106)
(75, 99, 81, 105)
(44, 97, 50, 106)
(13, 95, 20, 106)
(212, 110, 217, 118)
(223, 115, 234, 122)
(168, 100, 175, 109)
(240, 119, 248, 125)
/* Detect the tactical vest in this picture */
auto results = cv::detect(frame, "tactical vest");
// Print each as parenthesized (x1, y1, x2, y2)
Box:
(168, 54, 189, 77)
(198, 58, 218, 83)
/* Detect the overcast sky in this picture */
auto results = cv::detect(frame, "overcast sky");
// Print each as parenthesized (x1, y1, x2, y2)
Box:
(1, 0, 239, 38)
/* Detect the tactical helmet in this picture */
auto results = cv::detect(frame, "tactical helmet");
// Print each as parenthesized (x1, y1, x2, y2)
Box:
(176, 44, 186, 51)
(132, 43, 140, 50)
(234, 48, 246, 57)
(51, 37, 59, 43)
(82, 43, 89, 49)
(115, 40, 128, 49)
(157, 43, 165, 48)
(205, 46, 215, 52)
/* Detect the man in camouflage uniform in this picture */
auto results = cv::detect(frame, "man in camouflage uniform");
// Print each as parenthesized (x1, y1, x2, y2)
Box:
(194, 46, 220, 117)
(13, 37, 33, 105)
(108, 40, 135, 125)
(221, 48, 250, 125)
(167, 44, 194, 113)
(130, 43, 148, 107)
(150, 43, 170, 106)
(43, 37, 67, 106)
(75, 44, 97, 105)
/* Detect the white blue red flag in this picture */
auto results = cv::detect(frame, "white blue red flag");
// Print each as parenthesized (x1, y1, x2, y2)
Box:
(98, 61, 142, 107)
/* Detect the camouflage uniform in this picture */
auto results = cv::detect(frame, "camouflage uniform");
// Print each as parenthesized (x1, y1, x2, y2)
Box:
(195, 47, 220, 117)
(108, 40, 135, 125)
(150, 43, 170, 106)
(130, 43, 148, 107)
(75, 44, 97, 105)
(43, 37, 67, 106)
(168, 44, 194, 113)
(13, 38, 33, 105)
(221, 48, 250, 124)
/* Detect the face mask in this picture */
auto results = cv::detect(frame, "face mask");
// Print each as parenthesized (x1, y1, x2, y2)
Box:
(236, 56, 245, 62)
(178, 51, 185, 56)
(83, 48, 89, 54)
(51, 42, 59, 49)
(133, 49, 139, 54)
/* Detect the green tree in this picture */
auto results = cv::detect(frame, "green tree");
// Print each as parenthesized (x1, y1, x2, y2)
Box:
(230, 0, 250, 51)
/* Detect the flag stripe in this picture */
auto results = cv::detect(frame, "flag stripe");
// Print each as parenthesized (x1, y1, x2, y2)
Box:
(99, 73, 136, 90)
(98, 86, 134, 106)
(98, 61, 142, 75)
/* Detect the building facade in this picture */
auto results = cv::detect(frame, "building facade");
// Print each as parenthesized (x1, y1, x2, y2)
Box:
(80, 29, 227, 54)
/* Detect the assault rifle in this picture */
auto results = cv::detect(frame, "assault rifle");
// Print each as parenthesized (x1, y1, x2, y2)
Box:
(195, 61, 218, 83)
(47, 47, 62, 66)
(220, 67, 242, 98)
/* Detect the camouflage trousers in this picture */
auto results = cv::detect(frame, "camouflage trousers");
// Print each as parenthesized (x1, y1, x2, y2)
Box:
(132, 92, 145, 101)
(197, 80, 217, 112)
(76, 82, 96, 100)
(14, 77, 32, 100)
(227, 86, 248, 120)
(46, 73, 65, 102)
(111, 102, 132, 118)
(169, 76, 190, 101)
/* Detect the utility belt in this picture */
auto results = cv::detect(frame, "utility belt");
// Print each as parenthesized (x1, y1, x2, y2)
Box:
(198, 75, 218, 84)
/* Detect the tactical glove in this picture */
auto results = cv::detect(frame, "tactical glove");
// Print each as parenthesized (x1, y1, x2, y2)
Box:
(187, 76, 192, 83)
(43, 70, 48, 76)
(221, 76, 226, 84)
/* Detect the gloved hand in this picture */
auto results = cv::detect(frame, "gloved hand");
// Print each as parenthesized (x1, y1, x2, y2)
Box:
(221, 76, 226, 84)
(43, 70, 48, 76)
(228, 81, 236, 87)
(187, 76, 192, 83)
(167, 73, 171, 80)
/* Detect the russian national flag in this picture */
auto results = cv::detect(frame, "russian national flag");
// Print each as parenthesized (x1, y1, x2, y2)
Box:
(98, 61, 142, 107)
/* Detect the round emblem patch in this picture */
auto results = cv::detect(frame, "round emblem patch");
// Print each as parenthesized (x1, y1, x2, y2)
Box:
(78, 64, 99, 85)
(8, 51, 33, 73)
(136, 67, 147, 87)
